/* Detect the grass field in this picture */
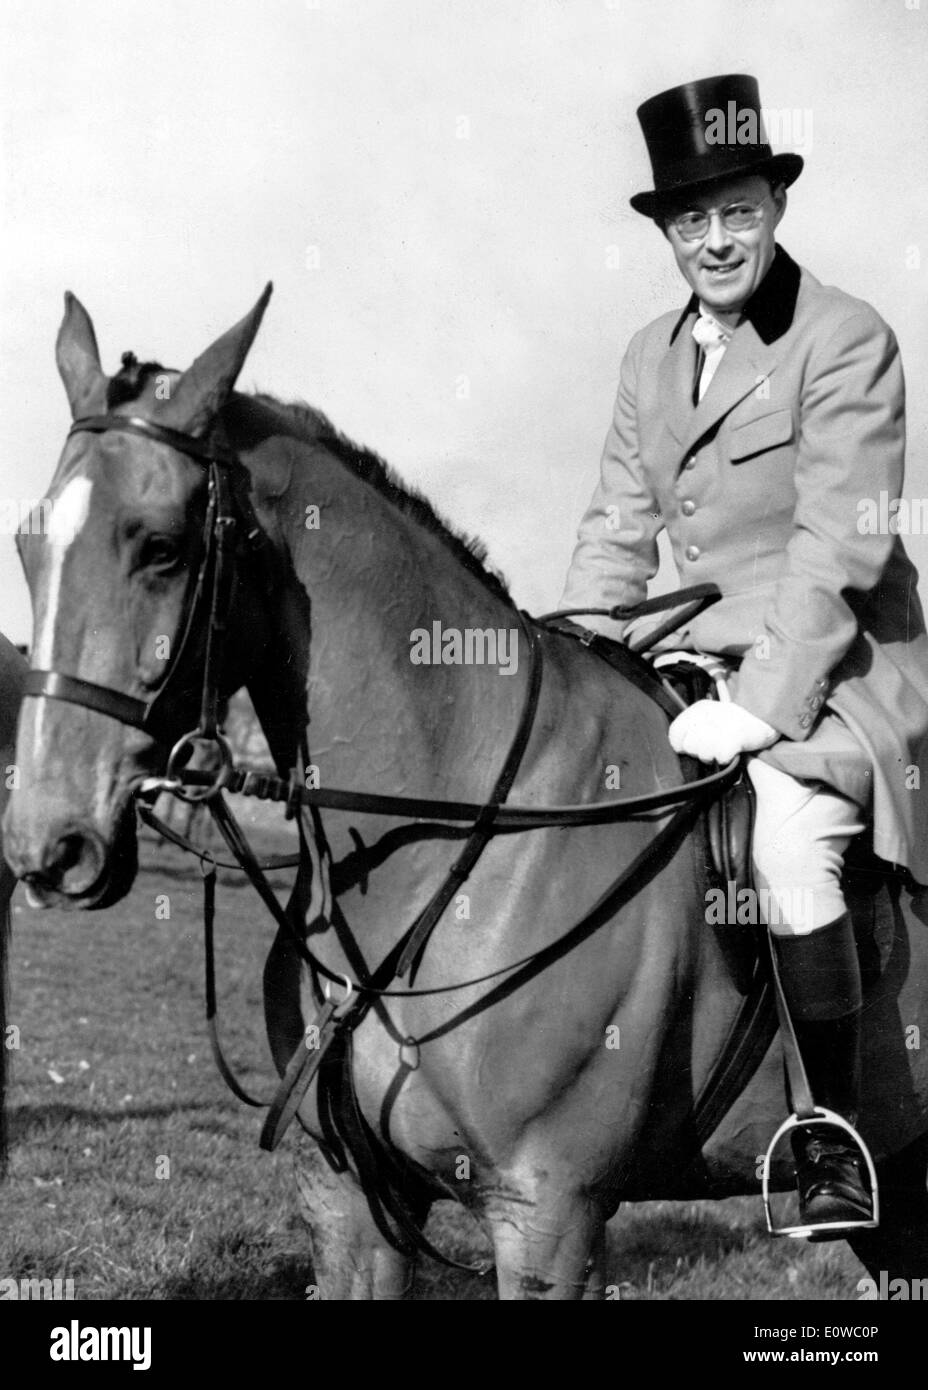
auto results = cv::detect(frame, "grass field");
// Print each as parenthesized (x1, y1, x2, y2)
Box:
(0, 813, 871, 1301)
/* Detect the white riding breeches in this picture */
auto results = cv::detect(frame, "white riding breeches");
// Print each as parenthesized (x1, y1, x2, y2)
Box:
(745, 758, 867, 937)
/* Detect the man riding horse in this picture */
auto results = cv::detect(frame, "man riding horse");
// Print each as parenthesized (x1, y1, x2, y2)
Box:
(559, 74, 928, 1236)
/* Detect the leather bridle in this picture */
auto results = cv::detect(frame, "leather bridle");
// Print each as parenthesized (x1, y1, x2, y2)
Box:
(22, 412, 264, 798)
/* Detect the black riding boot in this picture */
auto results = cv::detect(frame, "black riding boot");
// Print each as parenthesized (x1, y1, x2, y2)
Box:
(773, 914, 874, 1234)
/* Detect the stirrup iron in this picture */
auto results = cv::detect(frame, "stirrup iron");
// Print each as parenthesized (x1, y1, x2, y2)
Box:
(761, 1107, 879, 1238)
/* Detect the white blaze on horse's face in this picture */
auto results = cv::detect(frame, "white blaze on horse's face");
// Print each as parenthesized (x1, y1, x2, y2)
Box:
(31, 474, 94, 669)
(7, 431, 205, 909)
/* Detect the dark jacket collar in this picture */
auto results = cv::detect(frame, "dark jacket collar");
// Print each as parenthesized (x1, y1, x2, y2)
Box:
(668, 244, 802, 345)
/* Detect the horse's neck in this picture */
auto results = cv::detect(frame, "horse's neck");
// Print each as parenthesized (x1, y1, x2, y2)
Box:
(244, 428, 527, 798)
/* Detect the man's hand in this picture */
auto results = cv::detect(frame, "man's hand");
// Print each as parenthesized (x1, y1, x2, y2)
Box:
(668, 699, 779, 763)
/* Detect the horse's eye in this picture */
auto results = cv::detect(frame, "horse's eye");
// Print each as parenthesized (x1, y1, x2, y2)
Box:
(140, 536, 182, 573)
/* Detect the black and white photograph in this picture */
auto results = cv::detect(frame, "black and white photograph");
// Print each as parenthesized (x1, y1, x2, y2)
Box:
(0, 0, 926, 1347)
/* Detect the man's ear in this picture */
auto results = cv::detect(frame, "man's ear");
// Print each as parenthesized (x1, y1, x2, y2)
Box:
(770, 181, 787, 228)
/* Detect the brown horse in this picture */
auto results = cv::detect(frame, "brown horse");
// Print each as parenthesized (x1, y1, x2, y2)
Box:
(5, 288, 928, 1298)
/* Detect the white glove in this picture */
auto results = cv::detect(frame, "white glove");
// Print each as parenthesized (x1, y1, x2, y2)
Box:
(668, 699, 779, 763)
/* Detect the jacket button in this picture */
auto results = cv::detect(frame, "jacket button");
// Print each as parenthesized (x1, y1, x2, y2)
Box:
(684, 544, 700, 561)
(809, 695, 824, 710)
(684, 457, 696, 470)
(681, 500, 696, 516)
(798, 714, 812, 729)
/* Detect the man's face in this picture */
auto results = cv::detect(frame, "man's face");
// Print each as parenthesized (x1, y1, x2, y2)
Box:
(662, 174, 786, 315)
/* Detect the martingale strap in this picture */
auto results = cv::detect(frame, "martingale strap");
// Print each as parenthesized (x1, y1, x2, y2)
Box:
(395, 614, 544, 980)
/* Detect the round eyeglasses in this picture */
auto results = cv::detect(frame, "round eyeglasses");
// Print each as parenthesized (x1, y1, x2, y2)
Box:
(668, 198, 769, 242)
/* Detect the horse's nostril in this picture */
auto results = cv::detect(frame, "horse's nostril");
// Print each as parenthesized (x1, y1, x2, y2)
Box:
(39, 825, 106, 898)
(10, 812, 136, 909)
(52, 833, 88, 876)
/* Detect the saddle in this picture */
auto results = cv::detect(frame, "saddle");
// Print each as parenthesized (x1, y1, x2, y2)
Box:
(560, 623, 755, 898)
(654, 652, 755, 896)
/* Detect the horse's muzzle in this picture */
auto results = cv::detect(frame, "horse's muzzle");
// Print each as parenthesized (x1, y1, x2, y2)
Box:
(8, 806, 138, 910)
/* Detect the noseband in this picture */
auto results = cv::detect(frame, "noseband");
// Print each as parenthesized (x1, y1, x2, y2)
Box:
(23, 412, 260, 798)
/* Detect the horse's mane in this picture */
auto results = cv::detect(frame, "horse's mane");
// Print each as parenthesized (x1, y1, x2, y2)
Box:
(107, 355, 512, 605)
(253, 393, 512, 604)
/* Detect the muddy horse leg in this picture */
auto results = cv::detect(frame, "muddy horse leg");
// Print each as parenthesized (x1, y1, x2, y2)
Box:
(845, 1133, 928, 1285)
(488, 1187, 605, 1300)
(294, 1145, 421, 1300)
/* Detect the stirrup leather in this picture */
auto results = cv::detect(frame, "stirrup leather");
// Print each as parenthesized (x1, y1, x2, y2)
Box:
(761, 1108, 880, 1238)
(653, 652, 754, 889)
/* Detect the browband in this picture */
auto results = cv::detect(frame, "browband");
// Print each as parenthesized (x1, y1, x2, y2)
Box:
(69, 414, 235, 468)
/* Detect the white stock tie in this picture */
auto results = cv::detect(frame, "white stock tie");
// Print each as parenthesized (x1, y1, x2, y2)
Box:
(692, 313, 731, 402)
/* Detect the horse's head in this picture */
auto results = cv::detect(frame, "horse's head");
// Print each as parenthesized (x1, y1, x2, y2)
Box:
(3, 285, 273, 908)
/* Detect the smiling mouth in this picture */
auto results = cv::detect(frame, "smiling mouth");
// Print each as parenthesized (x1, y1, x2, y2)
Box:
(703, 260, 744, 277)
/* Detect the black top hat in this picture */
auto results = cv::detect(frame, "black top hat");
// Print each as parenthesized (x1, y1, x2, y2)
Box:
(629, 74, 803, 218)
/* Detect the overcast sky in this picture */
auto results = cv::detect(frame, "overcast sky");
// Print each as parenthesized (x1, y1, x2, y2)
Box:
(1, 0, 926, 645)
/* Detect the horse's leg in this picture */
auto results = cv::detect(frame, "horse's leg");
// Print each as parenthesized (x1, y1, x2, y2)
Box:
(294, 1145, 419, 1300)
(487, 1188, 605, 1301)
(581, 1222, 607, 1300)
(845, 1133, 928, 1285)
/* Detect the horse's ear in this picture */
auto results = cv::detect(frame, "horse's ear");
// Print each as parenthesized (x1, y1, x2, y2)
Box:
(56, 292, 108, 419)
(156, 283, 273, 436)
